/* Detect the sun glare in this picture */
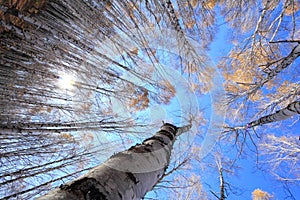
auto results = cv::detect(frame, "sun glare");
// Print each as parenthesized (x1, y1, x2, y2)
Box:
(58, 73, 75, 90)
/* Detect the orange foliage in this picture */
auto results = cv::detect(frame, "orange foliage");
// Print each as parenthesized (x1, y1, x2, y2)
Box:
(190, 82, 200, 92)
(265, 79, 275, 90)
(129, 88, 150, 110)
(225, 68, 255, 92)
(276, 80, 290, 94)
(267, 81, 299, 107)
(190, 0, 198, 8)
(262, 0, 279, 10)
(129, 48, 139, 56)
(233, 69, 254, 83)
(285, 1, 300, 15)
(159, 80, 176, 104)
(205, 0, 218, 10)
(185, 61, 199, 73)
(59, 133, 74, 141)
(196, 68, 215, 94)
(186, 19, 196, 29)
(224, 44, 280, 94)
(252, 189, 272, 200)
(229, 45, 277, 68)
(249, 90, 263, 102)
(224, 82, 240, 93)
(0, 0, 46, 32)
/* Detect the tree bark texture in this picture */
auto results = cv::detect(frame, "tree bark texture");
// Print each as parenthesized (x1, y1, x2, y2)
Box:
(248, 101, 300, 128)
(37, 123, 191, 200)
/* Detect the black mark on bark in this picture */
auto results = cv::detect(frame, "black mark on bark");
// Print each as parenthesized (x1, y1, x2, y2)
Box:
(158, 130, 174, 140)
(126, 172, 139, 184)
(118, 192, 122, 199)
(65, 177, 108, 200)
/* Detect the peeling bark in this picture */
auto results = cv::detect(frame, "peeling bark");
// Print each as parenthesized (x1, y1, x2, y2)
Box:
(37, 123, 191, 200)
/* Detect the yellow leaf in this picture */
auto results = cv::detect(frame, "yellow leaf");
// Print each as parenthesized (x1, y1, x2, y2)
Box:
(186, 20, 196, 29)
(285, 2, 300, 16)
(225, 83, 240, 93)
(249, 90, 263, 102)
(252, 188, 272, 200)
(205, 0, 217, 10)
(159, 80, 176, 104)
(129, 89, 149, 111)
(190, 0, 198, 8)
(129, 48, 139, 56)
(60, 133, 74, 140)
(262, 0, 279, 10)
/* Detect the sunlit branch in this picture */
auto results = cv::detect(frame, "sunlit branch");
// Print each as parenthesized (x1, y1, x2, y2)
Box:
(230, 44, 300, 101)
(259, 134, 300, 182)
(224, 101, 300, 133)
(247, 101, 300, 128)
(269, 0, 292, 42)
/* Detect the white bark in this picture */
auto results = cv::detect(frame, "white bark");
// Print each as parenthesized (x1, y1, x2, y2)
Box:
(37, 123, 191, 200)
(248, 101, 300, 128)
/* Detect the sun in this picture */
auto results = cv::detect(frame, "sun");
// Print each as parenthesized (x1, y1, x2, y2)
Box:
(58, 73, 75, 90)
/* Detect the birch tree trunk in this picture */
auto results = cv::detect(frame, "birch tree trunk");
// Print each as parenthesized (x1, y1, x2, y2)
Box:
(247, 101, 300, 128)
(37, 123, 191, 200)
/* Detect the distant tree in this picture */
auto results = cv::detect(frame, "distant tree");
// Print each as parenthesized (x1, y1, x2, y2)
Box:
(246, 101, 300, 128)
(0, 130, 82, 199)
(216, 2, 299, 197)
(203, 149, 243, 200)
(209, 154, 227, 200)
(223, 101, 300, 132)
(155, 148, 209, 200)
(217, 0, 299, 162)
(0, 0, 211, 198)
(1, 0, 298, 199)
(218, 0, 299, 126)
(259, 134, 300, 182)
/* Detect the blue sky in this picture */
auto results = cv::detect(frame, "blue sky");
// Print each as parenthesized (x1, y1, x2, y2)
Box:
(53, 3, 300, 199)
(145, 10, 300, 199)
(202, 13, 300, 199)
(2, 1, 299, 199)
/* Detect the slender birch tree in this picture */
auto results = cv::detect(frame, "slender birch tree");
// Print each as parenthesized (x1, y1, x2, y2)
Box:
(0, 0, 211, 198)
(224, 101, 300, 132)
(215, 0, 299, 123)
(259, 134, 300, 182)
(1, 0, 299, 199)
(217, 0, 299, 155)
